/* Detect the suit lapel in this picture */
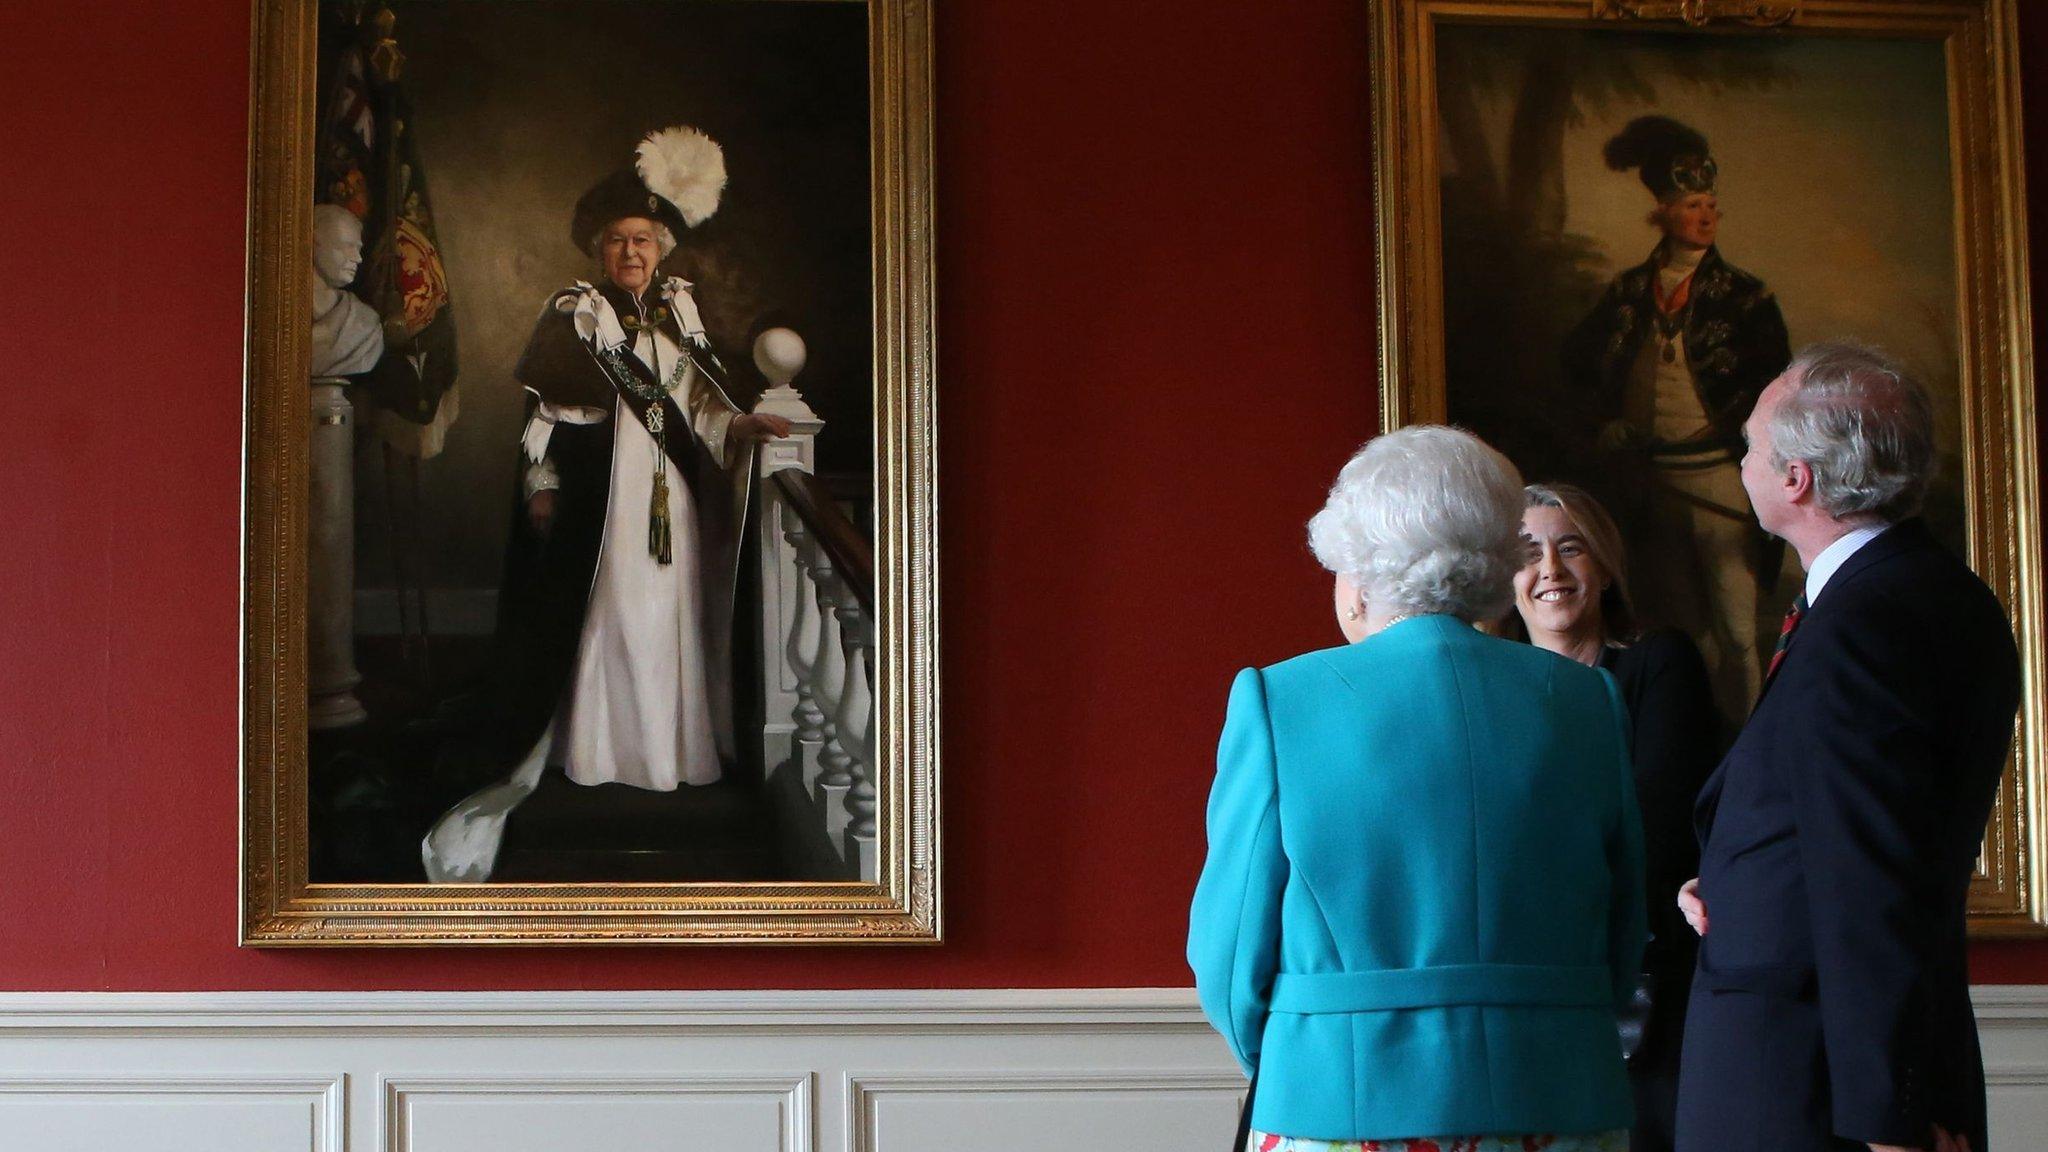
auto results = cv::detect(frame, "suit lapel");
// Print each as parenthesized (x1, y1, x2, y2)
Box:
(1751, 520, 1930, 705)
(1699, 519, 1934, 843)
(1694, 752, 1726, 846)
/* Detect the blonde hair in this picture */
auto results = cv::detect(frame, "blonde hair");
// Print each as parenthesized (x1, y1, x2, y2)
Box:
(1511, 482, 1637, 644)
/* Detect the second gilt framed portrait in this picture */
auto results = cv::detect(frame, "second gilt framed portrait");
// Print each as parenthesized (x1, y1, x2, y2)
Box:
(242, 0, 937, 944)
(1370, 0, 2045, 929)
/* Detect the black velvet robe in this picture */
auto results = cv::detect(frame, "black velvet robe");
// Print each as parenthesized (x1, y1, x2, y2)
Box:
(482, 279, 750, 766)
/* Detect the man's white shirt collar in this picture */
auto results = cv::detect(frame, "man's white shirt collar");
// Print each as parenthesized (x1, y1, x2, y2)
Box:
(1804, 522, 1891, 606)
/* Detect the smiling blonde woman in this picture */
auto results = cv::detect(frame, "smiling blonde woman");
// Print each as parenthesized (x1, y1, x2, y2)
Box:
(1509, 481, 1719, 1152)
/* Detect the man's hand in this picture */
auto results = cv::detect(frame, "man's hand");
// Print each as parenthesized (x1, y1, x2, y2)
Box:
(732, 413, 793, 443)
(1678, 877, 1708, 937)
(528, 489, 557, 537)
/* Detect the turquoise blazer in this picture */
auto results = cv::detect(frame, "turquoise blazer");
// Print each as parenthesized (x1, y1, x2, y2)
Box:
(1188, 616, 1645, 1140)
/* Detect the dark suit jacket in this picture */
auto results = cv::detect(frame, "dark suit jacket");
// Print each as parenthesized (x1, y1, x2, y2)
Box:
(1677, 519, 2020, 1152)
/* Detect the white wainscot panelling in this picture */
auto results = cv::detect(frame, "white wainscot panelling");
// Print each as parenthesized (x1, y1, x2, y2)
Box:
(0, 989, 1232, 1152)
(0, 988, 2042, 1151)
(849, 1070, 1244, 1152)
(385, 1074, 809, 1152)
(1975, 986, 2048, 1146)
(0, 1075, 343, 1152)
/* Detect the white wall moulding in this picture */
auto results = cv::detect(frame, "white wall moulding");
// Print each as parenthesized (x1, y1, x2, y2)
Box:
(0, 988, 2040, 1149)
(383, 1074, 811, 1152)
(847, 1070, 1245, 1152)
(1974, 985, 2048, 1143)
(0, 1075, 344, 1152)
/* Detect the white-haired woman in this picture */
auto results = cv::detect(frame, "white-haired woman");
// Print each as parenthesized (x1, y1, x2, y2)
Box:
(1190, 426, 1644, 1151)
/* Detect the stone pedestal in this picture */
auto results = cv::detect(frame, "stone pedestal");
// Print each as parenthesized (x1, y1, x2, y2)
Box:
(308, 378, 367, 729)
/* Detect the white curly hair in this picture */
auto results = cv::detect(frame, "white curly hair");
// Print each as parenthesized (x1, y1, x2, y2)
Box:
(1307, 426, 1527, 622)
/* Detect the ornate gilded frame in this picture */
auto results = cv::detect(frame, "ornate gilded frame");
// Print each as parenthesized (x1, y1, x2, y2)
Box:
(1370, 0, 2045, 930)
(240, 0, 939, 944)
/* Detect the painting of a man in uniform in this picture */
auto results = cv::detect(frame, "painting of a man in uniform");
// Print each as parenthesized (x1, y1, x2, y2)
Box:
(1435, 26, 1964, 731)
(1562, 116, 1790, 721)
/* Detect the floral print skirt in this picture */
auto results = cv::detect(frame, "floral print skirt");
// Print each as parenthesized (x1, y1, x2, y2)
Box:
(1246, 1130, 1629, 1152)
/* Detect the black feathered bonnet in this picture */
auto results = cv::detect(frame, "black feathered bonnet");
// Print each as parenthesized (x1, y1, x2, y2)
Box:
(1604, 115, 1717, 201)
(570, 126, 727, 256)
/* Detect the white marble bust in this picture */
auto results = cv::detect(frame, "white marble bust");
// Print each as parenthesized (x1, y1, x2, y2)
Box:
(309, 203, 384, 377)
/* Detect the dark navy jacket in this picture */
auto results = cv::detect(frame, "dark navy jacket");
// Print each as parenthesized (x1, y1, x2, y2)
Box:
(1678, 520, 2019, 1151)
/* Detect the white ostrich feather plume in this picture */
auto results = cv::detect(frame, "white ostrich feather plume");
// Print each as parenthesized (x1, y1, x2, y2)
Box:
(636, 126, 727, 227)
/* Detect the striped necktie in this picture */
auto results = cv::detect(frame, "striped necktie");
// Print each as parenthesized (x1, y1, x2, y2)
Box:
(1766, 592, 1808, 682)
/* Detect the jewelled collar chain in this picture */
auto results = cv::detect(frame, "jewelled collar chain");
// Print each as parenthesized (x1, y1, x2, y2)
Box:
(598, 342, 691, 402)
(595, 288, 691, 402)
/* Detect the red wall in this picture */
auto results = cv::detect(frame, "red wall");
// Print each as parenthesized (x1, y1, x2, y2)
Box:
(0, 0, 2044, 989)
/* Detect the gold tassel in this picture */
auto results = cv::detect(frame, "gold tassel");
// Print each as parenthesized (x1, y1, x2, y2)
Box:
(650, 471, 673, 564)
(645, 401, 673, 565)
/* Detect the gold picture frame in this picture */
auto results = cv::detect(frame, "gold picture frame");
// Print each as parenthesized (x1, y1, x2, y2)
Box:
(241, 0, 939, 944)
(1369, 0, 2044, 931)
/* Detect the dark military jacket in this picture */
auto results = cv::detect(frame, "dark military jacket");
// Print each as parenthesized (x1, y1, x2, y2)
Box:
(1563, 244, 1791, 451)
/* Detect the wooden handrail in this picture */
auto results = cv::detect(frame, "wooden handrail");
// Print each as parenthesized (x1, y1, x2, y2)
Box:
(772, 470, 874, 617)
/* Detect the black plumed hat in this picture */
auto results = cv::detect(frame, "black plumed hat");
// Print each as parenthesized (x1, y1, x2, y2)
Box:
(569, 125, 727, 254)
(1603, 116, 1717, 200)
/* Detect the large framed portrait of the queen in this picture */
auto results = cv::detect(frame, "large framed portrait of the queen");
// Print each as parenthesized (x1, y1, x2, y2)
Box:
(1370, 0, 2047, 930)
(240, 0, 937, 944)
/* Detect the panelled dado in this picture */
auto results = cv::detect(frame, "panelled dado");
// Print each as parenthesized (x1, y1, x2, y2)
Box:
(0, 1076, 345, 1152)
(385, 1075, 810, 1152)
(0, 989, 2038, 1150)
(0, 991, 1237, 1152)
